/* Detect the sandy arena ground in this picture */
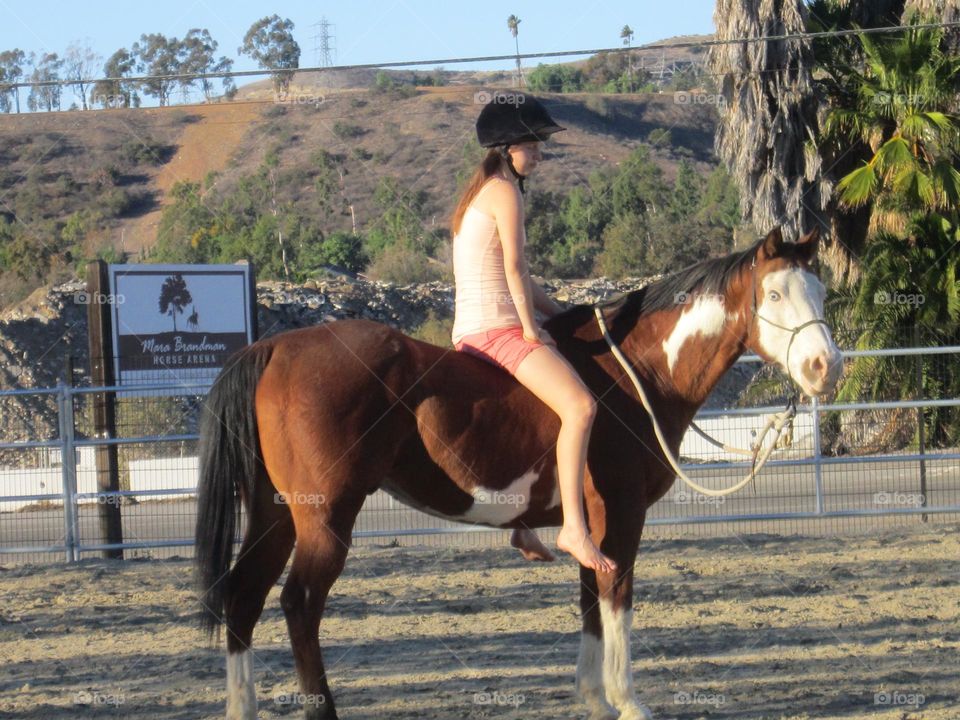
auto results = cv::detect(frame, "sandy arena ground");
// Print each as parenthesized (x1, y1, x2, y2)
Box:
(1, 524, 958, 720)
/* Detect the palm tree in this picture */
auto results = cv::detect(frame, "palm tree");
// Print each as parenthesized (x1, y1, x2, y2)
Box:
(831, 213, 960, 444)
(821, 23, 960, 236)
(507, 15, 524, 87)
(904, 0, 960, 51)
(621, 25, 635, 91)
(709, 0, 826, 251)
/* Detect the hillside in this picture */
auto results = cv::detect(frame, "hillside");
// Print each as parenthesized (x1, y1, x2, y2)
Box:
(0, 70, 721, 308)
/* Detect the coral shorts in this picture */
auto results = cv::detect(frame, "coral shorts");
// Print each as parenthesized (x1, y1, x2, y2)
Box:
(454, 325, 544, 376)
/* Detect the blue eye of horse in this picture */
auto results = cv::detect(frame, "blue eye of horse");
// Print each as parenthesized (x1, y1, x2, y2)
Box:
(769, 291, 781, 302)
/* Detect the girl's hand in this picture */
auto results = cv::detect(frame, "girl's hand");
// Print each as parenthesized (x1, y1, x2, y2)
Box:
(526, 328, 556, 347)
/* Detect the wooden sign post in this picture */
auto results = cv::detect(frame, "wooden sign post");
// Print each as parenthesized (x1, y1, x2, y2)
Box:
(86, 260, 123, 559)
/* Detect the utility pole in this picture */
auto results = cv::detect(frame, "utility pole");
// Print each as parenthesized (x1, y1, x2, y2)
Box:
(312, 17, 336, 68)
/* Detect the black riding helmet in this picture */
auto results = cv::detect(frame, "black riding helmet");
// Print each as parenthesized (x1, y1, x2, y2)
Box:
(475, 92, 565, 192)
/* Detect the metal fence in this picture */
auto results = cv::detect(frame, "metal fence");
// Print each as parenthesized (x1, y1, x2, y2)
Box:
(1, 346, 958, 563)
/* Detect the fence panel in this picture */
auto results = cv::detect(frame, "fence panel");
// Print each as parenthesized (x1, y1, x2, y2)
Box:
(1, 346, 958, 562)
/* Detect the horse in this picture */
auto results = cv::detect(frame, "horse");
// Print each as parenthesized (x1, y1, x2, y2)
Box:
(195, 226, 842, 720)
(187, 305, 200, 331)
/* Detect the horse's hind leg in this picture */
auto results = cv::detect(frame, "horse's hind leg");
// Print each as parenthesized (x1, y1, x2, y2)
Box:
(224, 484, 295, 720)
(280, 483, 366, 720)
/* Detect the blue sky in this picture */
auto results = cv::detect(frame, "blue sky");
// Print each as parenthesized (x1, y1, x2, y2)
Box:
(0, 0, 716, 75)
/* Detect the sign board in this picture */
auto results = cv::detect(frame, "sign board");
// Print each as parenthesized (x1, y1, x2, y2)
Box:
(107, 264, 257, 389)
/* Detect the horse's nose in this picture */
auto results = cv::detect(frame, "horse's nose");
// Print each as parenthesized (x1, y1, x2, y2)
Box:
(806, 350, 842, 389)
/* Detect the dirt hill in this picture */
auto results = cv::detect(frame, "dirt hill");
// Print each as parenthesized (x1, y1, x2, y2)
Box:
(0, 68, 720, 308)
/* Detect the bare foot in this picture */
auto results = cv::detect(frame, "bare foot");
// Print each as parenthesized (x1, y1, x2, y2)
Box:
(556, 527, 617, 573)
(510, 528, 556, 562)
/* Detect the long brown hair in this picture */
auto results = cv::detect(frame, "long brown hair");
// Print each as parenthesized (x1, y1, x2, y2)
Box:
(450, 149, 505, 236)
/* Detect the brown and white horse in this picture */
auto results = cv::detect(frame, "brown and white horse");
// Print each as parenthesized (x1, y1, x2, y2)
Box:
(195, 227, 841, 720)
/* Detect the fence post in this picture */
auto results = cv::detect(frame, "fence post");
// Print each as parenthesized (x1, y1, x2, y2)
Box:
(915, 328, 928, 522)
(57, 382, 80, 562)
(812, 395, 824, 515)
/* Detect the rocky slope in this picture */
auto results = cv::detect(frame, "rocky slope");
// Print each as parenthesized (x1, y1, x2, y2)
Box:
(0, 275, 755, 444)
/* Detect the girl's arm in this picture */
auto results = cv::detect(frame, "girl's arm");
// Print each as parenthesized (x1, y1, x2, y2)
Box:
(529, 278, 564, 317)
(491, 181, 540, 341)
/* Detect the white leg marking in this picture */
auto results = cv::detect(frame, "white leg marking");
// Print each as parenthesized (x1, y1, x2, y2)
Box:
(576, 629, 618, 720)
(225, 649, 257, 720)
(600, 601, 653, 720)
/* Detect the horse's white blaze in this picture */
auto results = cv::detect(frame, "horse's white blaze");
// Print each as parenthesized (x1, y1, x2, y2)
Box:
(225, 649, 257, 720)
(456, 469, 537, 524)
(600, 601, 652, 719)
(576, 629, 617, 720)
(757, 269, 840, 394)
(662, 295, 731, 374)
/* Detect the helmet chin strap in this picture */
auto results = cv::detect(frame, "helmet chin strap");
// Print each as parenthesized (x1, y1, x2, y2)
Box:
(499, 145, 526, 194)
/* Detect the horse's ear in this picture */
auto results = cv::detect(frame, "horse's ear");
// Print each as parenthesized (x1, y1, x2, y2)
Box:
(796, 226, 820, 261)
(758, 226, 784, 260)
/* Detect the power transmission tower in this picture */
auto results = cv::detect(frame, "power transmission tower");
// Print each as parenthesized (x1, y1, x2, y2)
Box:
(312, 17, 336, 67)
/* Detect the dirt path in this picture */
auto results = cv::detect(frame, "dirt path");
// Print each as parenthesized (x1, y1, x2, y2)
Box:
(122, 102, 263, 254)
(1, 525, 957, 719)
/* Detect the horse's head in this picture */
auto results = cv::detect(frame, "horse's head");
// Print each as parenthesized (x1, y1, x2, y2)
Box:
(744, 227, 842, 398)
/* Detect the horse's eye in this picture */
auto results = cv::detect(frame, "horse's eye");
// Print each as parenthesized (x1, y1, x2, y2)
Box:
(768, 290, 781, 302)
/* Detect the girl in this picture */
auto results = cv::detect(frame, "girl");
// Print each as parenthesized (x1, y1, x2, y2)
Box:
(450, 93, 616, 574)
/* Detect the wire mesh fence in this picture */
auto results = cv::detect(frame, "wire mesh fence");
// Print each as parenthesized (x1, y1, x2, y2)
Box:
(1, 345, 958, 564)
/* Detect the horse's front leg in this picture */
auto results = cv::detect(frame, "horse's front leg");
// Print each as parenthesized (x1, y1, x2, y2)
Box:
(576, 523, 652, 720)
(576, 565, 618, 720)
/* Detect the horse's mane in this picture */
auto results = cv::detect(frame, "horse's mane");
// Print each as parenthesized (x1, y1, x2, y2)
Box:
(553, 239, 762, 328)
(615, 239, 761, 316)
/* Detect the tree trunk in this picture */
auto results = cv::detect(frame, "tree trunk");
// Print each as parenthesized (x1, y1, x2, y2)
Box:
(710, 0, 832, 255)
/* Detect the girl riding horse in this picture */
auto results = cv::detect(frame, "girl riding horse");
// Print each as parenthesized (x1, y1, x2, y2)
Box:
(451, 93, 615, 574)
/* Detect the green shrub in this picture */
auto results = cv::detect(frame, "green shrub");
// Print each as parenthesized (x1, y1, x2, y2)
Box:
(365, 244, 441, 284)
(409, 310, 453, 348)
(333, 122, 365, 139)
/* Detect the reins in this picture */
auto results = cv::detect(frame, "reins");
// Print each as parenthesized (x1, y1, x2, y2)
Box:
(592, 256, 828, 498)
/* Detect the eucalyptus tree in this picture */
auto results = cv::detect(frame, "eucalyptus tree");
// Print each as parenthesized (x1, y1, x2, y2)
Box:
(240, 15, 300, 96)
(0, 49, 26, 113)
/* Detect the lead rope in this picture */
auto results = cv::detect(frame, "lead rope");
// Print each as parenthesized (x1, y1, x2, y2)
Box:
(593, 305, 796, 498)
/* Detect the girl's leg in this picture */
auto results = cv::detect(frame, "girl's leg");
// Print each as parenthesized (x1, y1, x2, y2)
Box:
(510, 528, 556, 561)
(513, 345, 616, 574)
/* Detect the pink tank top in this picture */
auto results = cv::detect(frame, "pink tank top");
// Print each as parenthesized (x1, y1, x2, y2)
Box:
(451, 179, 523, 344)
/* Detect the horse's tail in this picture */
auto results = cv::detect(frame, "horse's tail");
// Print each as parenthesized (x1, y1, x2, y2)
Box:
(195, 343, 273, 639)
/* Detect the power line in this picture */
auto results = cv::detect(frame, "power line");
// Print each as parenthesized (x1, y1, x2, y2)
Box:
(4, 19, 959, 91)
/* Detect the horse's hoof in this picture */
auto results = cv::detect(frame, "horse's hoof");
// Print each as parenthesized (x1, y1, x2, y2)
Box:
(586, 712, 619, 720)
(615, 702, 654, 720)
